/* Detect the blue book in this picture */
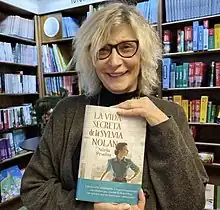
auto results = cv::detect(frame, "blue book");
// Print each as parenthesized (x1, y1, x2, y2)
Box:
(162, 58, 171, 88)
(193, 21, 199, 51)
(76, 105, 147, 205)
(198, 25, 204, 51)
(170, 63, 176, 88)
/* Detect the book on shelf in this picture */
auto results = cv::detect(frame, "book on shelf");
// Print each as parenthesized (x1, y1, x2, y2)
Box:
(0, 14, 35, 40)
(76, 105, 146, 204)
(164, 0, 220, 23)
(42, 44, 72, 73)
(162, 95, 220, 124)
(0, 165, 23, 202)
(0, 71, 37, 94)
(136, 0, 158, 24)
(0, 129, 27, 161)
(162, 59, 220, 89)
(0, 104, 37, 131)
(163, 20, 220, 54)
(0, 42, 37, 65)
(44, 75, 78, 96)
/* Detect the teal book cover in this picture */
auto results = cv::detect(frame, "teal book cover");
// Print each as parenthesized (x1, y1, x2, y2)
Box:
(76, 105, 147, 205)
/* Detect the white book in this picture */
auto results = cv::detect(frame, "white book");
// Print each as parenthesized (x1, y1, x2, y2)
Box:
(76, 105, 147, 204)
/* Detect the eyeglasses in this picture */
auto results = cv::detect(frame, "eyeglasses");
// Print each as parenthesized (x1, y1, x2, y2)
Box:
(97, 40, 139, 60)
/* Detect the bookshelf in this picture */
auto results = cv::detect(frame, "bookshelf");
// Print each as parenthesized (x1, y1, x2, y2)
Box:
(161, 0, 220, 207)
(0, 2, 41, 209)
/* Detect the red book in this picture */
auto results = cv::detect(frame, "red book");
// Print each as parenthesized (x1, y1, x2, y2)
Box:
(163, 30, 172, 43)
(189, 62, 195, 87)
(195, 100, 201, 122)
(215, 62, 220, 86)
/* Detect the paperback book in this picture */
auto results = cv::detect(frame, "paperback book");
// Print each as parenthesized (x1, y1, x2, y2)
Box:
(76, 105, 147, 204)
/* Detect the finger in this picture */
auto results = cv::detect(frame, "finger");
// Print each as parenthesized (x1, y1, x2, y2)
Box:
(117, 108, 145, 117)
(116, 203, 131, 210)
(113, 99, 143, 110)
(94, 203, 117, 210)
(138, 188, 146, 210)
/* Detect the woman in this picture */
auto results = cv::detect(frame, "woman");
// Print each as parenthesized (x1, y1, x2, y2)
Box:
(100, 142, 140, 183)
(21, 2, 208, 210)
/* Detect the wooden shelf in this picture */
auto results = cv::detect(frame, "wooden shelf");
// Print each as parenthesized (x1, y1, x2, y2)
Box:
(0, 195, 21, 207)
(162, 87, 220, 91)
(0, 124, 38, 134)
(43, 71, 78, 76)
(0, 33, 36, 44)
(162, 13, 220, 26)
(0, 93, 39, 96)
(0, 60, 37, 68)
(188, 122, 220, 126)
(163, 48, 220, 57)
(195, 142, 220, 147)
(0, 151, 33, 165)
(204, 162, 220, 168)
(42, 37, 74, 44)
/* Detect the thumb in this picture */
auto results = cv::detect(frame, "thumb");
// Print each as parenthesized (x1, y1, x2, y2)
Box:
(138, 188, 146, 210)
(116, 203, 131, 210)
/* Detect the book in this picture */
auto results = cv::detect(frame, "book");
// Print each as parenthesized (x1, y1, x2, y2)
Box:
(76, 105, 147, 205)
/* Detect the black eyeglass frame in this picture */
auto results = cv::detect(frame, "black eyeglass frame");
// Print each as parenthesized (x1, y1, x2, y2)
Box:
(97, 40, 139, 60)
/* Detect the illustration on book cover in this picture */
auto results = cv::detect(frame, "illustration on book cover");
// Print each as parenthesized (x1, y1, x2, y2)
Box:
(76, 105, 147, 204)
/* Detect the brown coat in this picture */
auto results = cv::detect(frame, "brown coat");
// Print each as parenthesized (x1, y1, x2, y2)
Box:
(20, 95, 209, 210)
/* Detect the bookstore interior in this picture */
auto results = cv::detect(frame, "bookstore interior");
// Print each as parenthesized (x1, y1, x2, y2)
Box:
(0, 0, 220, 209)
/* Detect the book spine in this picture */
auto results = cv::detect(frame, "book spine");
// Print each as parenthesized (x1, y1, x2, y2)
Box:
(207, 101, 212, 123)
(200, 96, 208, 123)
(173, 95, 182, 106)
(182, 100, 189, 121)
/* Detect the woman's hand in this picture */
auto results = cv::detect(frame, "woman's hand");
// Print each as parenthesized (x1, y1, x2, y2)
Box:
(113, 97, 169, 126)
(94, 189, 145, 210)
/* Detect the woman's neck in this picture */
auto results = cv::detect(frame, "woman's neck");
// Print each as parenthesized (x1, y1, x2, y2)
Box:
(99, 87, 139, 107)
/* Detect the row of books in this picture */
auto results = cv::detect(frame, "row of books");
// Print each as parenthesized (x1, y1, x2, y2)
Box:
(163, 95, 220, 123)
(165, 0, 220, 22)
(0, 130, 26, 161)
(0, 15, 34, 40)
(44, 75, 78, 96)
(162, 60, 220, 89)
(163, 20, 218, 53)
(0, 104, 37, 131)
(0, 73, 37, 94)
(0, 42, 37, 65)
(62, 17, 79, 38)
(42, 44, 68, 73)
(0, 165, 24, 202)
(136, 0, 158, 24)
(204, 184, 220, 209)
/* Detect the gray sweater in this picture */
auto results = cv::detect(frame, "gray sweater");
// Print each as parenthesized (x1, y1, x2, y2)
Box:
(20, 95, 209, 210)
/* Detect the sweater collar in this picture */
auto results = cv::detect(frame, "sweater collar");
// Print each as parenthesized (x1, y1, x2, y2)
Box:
(98, 87, 140, 107)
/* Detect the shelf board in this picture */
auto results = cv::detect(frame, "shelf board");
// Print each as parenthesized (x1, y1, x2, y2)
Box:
(0, 195, 21, 207)
(188, 122, 220, 126)
(0, 124, 38, 134)
(43, 71, 78, 76)
(0, 151, 33, 165)
(0, 93, 39, 96)
(0, 60, 37, 68)
(204, 162, 220, 168)
(162, 86, 220, 91)
(42, 37, 74, 44)
(0, 33, 35, 44)
(162, 13, 220, 26)
(163, 48, 220, 57)
(195, 142, 220, 147)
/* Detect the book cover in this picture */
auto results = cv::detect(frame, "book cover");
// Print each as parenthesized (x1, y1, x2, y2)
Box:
(76, 105, 147, 205)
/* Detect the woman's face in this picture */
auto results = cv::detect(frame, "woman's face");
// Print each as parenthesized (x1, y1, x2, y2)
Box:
(95, 24, 141, 94)
(119, 145, 129, 157)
